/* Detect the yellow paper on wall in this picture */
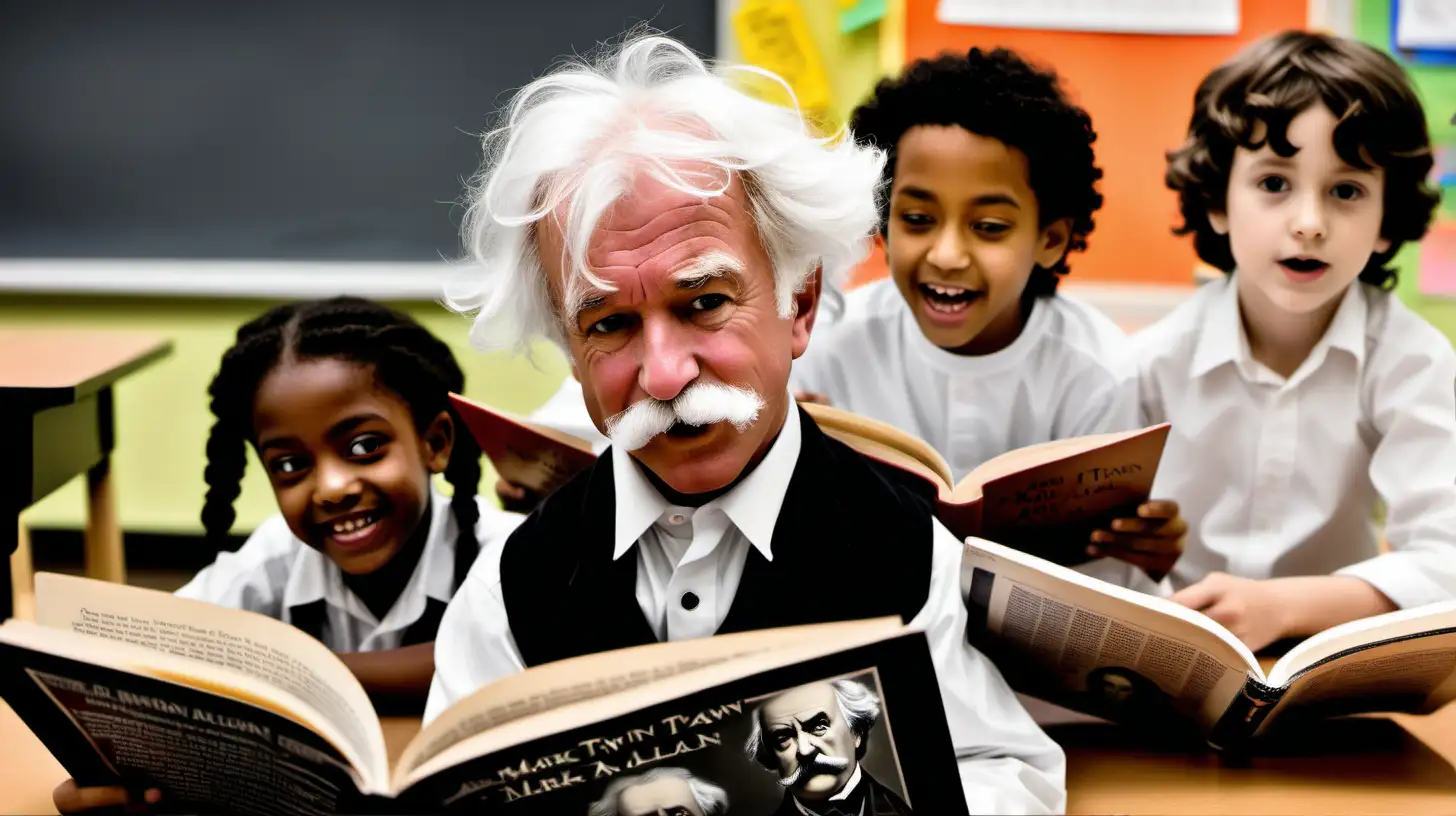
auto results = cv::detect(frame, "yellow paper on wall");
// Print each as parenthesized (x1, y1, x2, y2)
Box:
(732, 0, 833, 114)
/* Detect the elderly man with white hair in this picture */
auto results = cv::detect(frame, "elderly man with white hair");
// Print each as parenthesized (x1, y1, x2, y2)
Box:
(425, 34, 1066, 814)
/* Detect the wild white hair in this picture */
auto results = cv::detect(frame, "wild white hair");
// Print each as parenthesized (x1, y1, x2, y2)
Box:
(447, 31, 886, 353)
(587, 766, 729, 816)
(744, 678, 883, 770)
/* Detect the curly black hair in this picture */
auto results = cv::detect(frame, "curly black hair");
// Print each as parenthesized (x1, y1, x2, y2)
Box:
(202, 297, 483, 593)
(1166, 30, 1439, 289)
(850, 47, 1103, 300)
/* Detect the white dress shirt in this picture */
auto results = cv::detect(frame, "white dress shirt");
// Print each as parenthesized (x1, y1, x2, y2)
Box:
(791, 280, 1140, 482)
(427, 408, 1067, 814)
(790, 279, 1154, 591)
(175, 491, 525, 652)
(1135, 277, 1456, 607)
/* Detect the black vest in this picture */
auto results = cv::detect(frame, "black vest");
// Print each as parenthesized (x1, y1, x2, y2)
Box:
(500, 407, 936, 668)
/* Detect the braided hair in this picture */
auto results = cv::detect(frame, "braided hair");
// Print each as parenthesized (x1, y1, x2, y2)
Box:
(202, 297, 483, 591)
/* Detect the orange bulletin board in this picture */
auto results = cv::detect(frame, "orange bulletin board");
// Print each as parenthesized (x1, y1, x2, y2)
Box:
(851, 0, 1309, 288)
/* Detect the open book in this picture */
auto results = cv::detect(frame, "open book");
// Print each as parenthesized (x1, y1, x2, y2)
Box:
(452, 393, 1169, 569)
(802, 402, 1171, 565)
(0, 575, 967, 814)
(960, 538, 1456, 750)
(450, 393, 598, 497)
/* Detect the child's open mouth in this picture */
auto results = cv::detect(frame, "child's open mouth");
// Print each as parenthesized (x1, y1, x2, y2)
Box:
(1278, 257, 1330, 282)
(918, 282, 982, 321)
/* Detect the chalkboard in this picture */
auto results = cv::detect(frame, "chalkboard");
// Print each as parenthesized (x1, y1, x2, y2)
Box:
(0, 1, 715, 264)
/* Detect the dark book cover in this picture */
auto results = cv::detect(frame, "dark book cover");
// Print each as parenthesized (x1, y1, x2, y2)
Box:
(397, 632, 966, 814)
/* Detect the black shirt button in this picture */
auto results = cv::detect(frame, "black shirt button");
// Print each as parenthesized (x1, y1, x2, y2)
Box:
(681, 592, 700, 611)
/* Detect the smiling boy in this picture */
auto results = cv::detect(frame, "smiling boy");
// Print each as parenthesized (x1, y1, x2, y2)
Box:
(792, 48, 1184, 583)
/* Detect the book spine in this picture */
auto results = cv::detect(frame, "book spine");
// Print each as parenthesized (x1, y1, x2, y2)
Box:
(1205, 675, 1283, 754)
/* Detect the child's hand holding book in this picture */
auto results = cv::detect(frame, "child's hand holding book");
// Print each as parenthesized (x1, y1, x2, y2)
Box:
(1090, 499, 1187, 581)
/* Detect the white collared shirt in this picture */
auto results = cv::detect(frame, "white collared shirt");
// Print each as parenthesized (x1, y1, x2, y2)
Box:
(427, 408, 1068, 814)
(175, 491, 525, 652)
(791, 279, 1140, 484)
(1135, 277, 1456, 607)
(789, 278, 1154, 591)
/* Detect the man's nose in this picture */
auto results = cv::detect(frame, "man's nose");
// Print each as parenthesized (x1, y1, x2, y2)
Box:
(795, 731, 818, 757)
(637, 317, 700, 402)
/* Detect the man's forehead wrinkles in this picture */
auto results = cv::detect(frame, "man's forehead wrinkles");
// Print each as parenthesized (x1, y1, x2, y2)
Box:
(598, 196, 730, 238)
(594, 228, 738, 270)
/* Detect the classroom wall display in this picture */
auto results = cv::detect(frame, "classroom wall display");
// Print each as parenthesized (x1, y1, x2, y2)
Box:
(1393, 0, 1456, 63)
(882, 0, 1308, 287)
(936, 0, 1240, 36)
(732, 0, 835, 117)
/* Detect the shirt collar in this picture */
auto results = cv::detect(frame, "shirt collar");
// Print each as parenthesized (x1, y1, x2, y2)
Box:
(1189, 277, 1243, 379)
(611, 396, 802, 562)
(1189, 276, 1368, 381)
(282, 488, 459, 620)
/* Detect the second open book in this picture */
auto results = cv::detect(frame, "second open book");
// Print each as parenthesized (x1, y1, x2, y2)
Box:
(962, 537, 1456, 748)
(452, 393, 1171, 567)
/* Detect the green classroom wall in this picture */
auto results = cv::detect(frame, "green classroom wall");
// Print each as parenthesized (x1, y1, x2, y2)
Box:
(11, 0, 1456, 537)
(3, 294, 571, 534)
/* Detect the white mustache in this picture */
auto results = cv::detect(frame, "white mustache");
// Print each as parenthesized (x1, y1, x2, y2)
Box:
(604, 382, 764, 451)
(779, 754, 851, 787)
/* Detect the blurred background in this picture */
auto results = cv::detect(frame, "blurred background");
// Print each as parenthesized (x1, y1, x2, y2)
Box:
(2, 0, 1453, 568)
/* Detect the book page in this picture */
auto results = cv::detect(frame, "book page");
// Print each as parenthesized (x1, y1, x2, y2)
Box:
(1270, 600, 1456, 687)
(961, 537, 1254, 733)
(394, 619, 901, 790)
(32, 574, 385, 780)
(801, 401, 954, 490)
(396, 618, 907, 792)
(1259, 633, 1456, 736)
(0, 620, 379, 794)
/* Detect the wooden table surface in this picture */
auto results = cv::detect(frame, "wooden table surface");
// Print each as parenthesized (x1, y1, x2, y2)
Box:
(6, 704, 1453, 815)
(0, 330, 171, 402)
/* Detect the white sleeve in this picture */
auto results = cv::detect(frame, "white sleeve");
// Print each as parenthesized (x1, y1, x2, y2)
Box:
(914, 521, 1067, 814)
(171, 516, 294, 619)
(1335, 342, 1456, 609)
(424, 533, 527, 725)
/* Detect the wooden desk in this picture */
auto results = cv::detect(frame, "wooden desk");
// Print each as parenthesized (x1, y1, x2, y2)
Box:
(5, 707, 1454, 814)
(1056, 707, 1456, 814)
(0, 330, 172, 619)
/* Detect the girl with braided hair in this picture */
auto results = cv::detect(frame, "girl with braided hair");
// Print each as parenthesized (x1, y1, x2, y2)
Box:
(172, 296, 522, 699)
(55, 296, 525, 813)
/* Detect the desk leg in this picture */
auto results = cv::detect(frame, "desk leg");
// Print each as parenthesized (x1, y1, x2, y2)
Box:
(84, 456, 126, 584)
(11, 519, 33, 621)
